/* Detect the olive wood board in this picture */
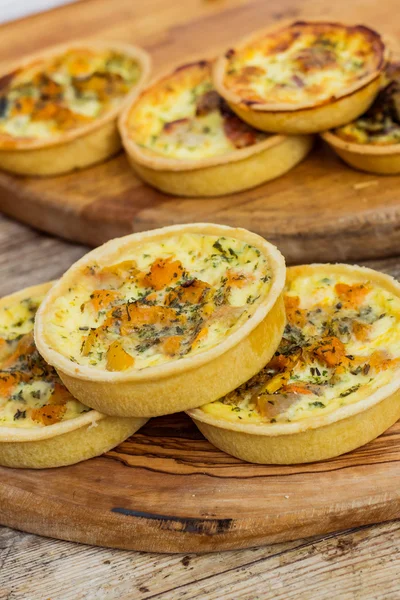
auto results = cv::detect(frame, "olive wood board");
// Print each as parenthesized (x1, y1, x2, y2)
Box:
(1, 0, 400, 263)
(1, 412, 400, 553)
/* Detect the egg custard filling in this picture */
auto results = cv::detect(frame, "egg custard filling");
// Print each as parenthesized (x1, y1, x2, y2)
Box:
(0, 291, 90, 429)
(200, 269, 400, 425)
(0, 47, 142, 141)
(334, 63, 400, 145)
(222, 21, 384, 108)
(44, 234, 272, 372)
(125, 60, 268, 160)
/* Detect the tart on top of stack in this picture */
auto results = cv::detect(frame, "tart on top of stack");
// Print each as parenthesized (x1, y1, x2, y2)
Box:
(119, 59, 312, 196)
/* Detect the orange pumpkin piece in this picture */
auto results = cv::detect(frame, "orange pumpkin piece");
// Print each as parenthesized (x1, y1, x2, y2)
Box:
(284, 295, 307, 328)
(335, 283, 370, 308)
(120, 303, 181, 335)
(166, 279, 210, 305)
(106, 341, 135, 371)
(281, 383, 313, 395)
(369, 350, 400, 372)
(160, 335, 183, 356)
(10, 96, 35, 117)
(268, 351, 301, 372)
(226, 270, 251, 288)
(32, 102, 60, 121)
(352, 321, 371, 342)
(0, 372, 21, 397)
(99, 260, 140, 281)
(81, 329, 101, 356)
(141, 257, 185, 291)
(86, 289, 120, 314)
(50, 382, 74, 405)
(312, 336, 346, 367)
(1, 333, 36, 369)
(191, 326, 208, 349)
(31, 404, 67, 426)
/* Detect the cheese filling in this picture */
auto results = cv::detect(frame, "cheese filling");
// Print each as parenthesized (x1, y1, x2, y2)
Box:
(334, 63, 400, 145)
(0, 48, 142, 140)
(200, 270, 400, 425)
(127, 61, 267, 160)
(0, 293, 91, 428)
(223, 22, 383, 107)
(44, 233, 272, 371)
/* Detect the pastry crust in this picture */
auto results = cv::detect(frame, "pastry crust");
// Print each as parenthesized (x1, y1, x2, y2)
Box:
(188, 264, 400, 464)
(119, 60, 313, 196)
(322, 61, 400, 173)
(0, 41, 151, 176)
(213, 20, 388, 134)
(321, 129, 400, 173)
(34, 223, 286, 417)
(0, 282, 147, 468)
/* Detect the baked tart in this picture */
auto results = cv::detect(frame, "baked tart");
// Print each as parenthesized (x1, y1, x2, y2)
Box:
(213, 21, 387, 134)
(0, 282, 147, 468)
(35, 224, 286, 417)
(322, 62, 400, 173)
(119, 60, 313, 196)
(0, 41, 150, 176)
(189, 264, 400, 464)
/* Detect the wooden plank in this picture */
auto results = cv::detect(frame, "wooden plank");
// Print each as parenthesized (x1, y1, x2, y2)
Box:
(0, 0, 400, 262)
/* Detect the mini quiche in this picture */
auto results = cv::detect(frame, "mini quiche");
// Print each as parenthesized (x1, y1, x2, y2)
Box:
(213, 21, 387, 134)
(0, 41, 150, 176)
(118, 60, 313, 196)
(35, 224, 286, 418)
(322, 62, 400, 173)
(189, 264, 400, 464)
(0, 282, 147, 468)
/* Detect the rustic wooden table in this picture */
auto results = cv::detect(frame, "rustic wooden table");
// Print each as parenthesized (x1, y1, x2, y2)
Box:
(1, 214, 400, 599)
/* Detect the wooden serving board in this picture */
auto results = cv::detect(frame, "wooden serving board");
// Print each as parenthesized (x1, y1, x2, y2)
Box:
(2, 412, 400, 554)
(1, 0, 400, 263)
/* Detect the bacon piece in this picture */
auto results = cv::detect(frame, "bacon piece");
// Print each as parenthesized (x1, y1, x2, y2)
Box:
(141, 257, 185, 291)
(295, 47, 337, 73)
(162, 118, 190, 135)
(257, 392, 299, 419)
(196, 90, 220, 116)
(222, 111, 258, 149)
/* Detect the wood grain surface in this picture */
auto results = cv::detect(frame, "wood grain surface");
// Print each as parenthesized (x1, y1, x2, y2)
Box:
(1, 0, 400, 263)
(1, 206, 400, 595)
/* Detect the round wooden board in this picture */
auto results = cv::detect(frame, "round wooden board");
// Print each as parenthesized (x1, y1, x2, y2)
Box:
(1, 0, 400, 264)
(2, 412, 400, 554)
(1, 141, 400, 265)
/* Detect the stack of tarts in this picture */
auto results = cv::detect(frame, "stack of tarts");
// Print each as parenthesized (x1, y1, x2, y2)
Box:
(3, 223, 400, 468)
(119, 18, 398, 192)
